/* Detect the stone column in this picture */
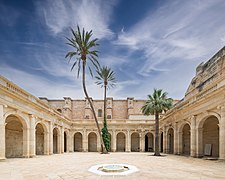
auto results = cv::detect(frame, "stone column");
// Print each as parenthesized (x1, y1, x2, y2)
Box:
(220, 106, 225, 159)
(177, 131, 183, 155)
(163, 126, 167, 153)
(196, 128, 203, 157)
(111, 130, 116, 152)
(174, 123, 179, 155)
(61, 127, 64, 153)
(44, 130, 50, 155)
(68, 132, 73, 152)
(29, 115, 36, 157)
(83, 129, 88, 152)
(126, 130, 131, 152)
(190, 116, 197, 157)
(23, 127, 30, 158)
(97, 134, 101, 152)
(49, 122, 53, 155)
(0, 105, 5, 159)
(140, 132, 145, 152)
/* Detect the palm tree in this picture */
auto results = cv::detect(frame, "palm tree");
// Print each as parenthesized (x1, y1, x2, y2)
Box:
(95, 66, 116, 151)
(65, 25, 107, 153)
(142, 89, 173, 156)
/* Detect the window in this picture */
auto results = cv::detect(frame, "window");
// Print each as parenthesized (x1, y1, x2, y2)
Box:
(107, 115, 111, 119)
(85, 115, 89, 119)
(98, 109, 102, 117)
(57, 109, 62, 113)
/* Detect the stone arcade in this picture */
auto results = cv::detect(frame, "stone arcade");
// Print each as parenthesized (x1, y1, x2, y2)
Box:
(0, 47, 225, 160)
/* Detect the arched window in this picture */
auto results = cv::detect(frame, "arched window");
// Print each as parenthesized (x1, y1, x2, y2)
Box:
(107, 115, 111, 119)
(98, 109, 102, 117)
(57, 109, 62, 113)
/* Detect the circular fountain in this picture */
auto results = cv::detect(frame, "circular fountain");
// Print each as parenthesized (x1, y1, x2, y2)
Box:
(88, 164, 138, 176)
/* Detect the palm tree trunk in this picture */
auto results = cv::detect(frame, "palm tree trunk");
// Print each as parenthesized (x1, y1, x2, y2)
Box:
(154, 112, 160, 156)
(82, 61, 107, 153)
(103, 84, 107, 127)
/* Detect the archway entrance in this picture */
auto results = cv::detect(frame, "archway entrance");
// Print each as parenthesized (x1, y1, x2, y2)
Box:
(202, 116, 219, 157)
(168, 128, 174, 154)
(88, 132, 97, 152)
(5, 115, 25, 158)
(131, 132, 140, 152)
(64, 132, 67, 152)
(182, 124, 190, 155)
(74, 132, 82, 152)
(35, 123, 45, 155)
(145, 133, 154, 152)
(53, 128, 60, 154)
(116, 132, 125, 152)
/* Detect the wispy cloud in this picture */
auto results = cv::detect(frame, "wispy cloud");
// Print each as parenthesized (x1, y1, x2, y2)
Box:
(35, 0, 117, 39)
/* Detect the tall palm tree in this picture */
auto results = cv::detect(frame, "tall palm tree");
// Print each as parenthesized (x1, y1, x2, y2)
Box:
(95, 66, 116, 151)
(65, 25, 107, 153)
(142, 89, 173, 156)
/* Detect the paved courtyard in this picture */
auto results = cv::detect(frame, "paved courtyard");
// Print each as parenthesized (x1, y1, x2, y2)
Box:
(0, 152, 224, 180)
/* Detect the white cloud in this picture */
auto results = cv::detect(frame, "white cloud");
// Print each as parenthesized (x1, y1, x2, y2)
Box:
(36, 0, 117, 39)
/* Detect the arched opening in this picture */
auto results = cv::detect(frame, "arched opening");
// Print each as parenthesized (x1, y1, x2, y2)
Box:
(168, 128, 174, 154)
(116, 132, 125, 152)
(35, 123, 45, 155)
(74, 132, 82, 152)
(202, 116, 219, 157)
(5, 115, 25, 158)
(88, 132, 97, 152)
(182, 124, 190, 155)
(160, 132, 163, 153)
(53, 128, 59, 154)
(145, 132, 154, 152)
(131, 132, 140, 152)
(64, 132, 67, 152)
(98, 109, 102, 117)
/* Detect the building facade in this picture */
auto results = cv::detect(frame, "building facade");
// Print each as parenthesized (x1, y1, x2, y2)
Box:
(0, 47, 225, 160)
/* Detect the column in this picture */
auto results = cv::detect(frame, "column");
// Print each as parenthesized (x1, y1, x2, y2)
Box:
(220, 106, 225, 159)
(177, 131, 183, 155)
(126, 130, 131, 152)
(111, 130, 116, 152)
(23, 127, 30, 158)
(140, 132, 145, 152)
(29, 115, 36, 157)
(44, 130, 50, 155)
(61, 127, 64, 153)
(190, 115, 197, 157)
(82, 129, 88, 152)
(174, 123, 179, 155)
(0, 105, 5, 159)
(196, 128, 203, 157)
(49, 122, 53, 155)
(97, 134, 101, 152)
(163, 126, 167, 153)
(68, 132, 73, 152)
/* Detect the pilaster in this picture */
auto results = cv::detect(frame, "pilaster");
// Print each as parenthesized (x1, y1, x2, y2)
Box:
(190, 115, 197, 157)
(0, 105, 5, 159)
(126, 130, 131, 152)
(29, 115, 36, 157)
(219, 106, 225, 159)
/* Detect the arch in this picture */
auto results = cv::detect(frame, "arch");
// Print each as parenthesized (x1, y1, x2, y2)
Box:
(88, 132, 97, 152)
(131, 132, 140, 152)
(116, 132, 126, 152)
(160, 132, 163, 153)
(74, 132, 82, 152)
(64, 131, 67, 152)
(35, 123, 45, 155)
(197, 112, 220, 129)
(167, 128, 174, 154)
(201, 116, 219, 157)
(145, 132, 154, 152)
(53, 127, 60, 154)
(182, 123, 191, 155)
(5, 114, 26, 158)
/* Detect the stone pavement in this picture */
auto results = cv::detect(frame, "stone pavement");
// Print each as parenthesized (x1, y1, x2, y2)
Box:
(0, 152, 224, 180)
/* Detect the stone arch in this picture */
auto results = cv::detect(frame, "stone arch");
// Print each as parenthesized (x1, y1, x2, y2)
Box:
(88, 132, 97, 152)
(182, 123, 191, 155)
(145, 132, 154, 152)
(131, 132, 140, 152)
(198, 115, 219, 157)
(74, 132, 82, 152)
(5, 114, 28, 158)
(116, 132, 126, 152)
(53, 127, 60, 154)
(35, 123, 47, 155)
(167, 128, 174, 154)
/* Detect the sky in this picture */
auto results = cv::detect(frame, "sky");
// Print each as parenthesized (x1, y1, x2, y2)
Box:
(0, 0, 225, 100)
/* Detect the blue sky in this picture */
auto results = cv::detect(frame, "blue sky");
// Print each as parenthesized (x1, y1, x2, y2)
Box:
(0, 0, 225, 100)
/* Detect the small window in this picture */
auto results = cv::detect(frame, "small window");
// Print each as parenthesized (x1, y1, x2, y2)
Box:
(57, 109, 62, 113)
(107, 115, 111, 119)
(98, 109, 102, 117)
(85, 115, 89, 119)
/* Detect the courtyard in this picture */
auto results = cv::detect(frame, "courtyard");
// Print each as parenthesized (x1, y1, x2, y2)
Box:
(0, 152, 224, 180)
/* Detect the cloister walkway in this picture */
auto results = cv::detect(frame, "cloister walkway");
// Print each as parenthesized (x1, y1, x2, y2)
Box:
(0, 152, 224, 179)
